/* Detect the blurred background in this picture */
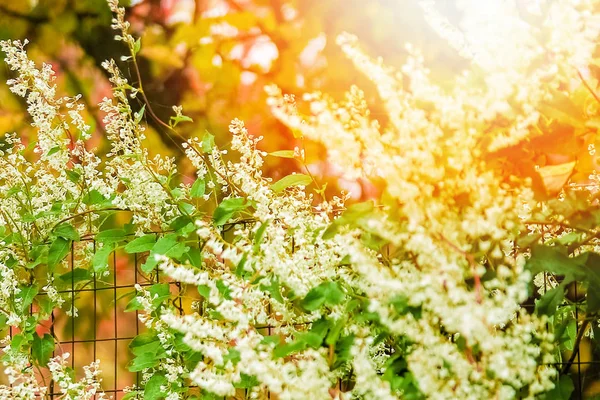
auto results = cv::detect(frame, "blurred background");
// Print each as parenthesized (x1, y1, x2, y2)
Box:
(0, 0, 468, 200)
(9, 1, 600, 399)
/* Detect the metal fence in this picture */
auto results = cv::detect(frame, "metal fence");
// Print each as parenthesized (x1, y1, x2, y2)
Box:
(9, 226, 600, 399)
(29, 237, 182, 399)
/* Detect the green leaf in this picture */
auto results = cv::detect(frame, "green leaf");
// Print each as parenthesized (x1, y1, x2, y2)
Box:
(516, 233, 542, 249)
(274, 340, 306, 358)
(198, 284, 211, 298)
(543, 375, 574, 400)
(526, 244, 587, 284)
(59, 268, 90, 283)
(235, 374, 259, 389)
(260, 277, 284, 303)
(191, 179, 206, 198)
(213, 197, 247, 226)
(32, 333, 54, 367)
(295, 331, 323, 348)
(253, 221, 269, 253)
(125, 297, 143, 312)
(270, 174, 312, 192)
(122, 392, 142, 400)
(149, 284, 171, 308)
(65, 169, 80, 183)
(144, 374, 168, 400)
(124, 234, 156, 254)
(216, 280, 232, 300)
(535, 283, 566, 316)
(390, 295, 422, 319)
(563, 319, 577, 351)
(302, 282, 345, 311)
(332, 335, 355, 369)
(48, 237, 71, 270)
(326, 318, 345, 346)
(170, 115, 194, 127)
(142, 235, 190, 272)
(178, 201, 196, 215)
(129, 331, 165, 356)
(83, 190, 112, 207)
(154, 235, 188, 257)
(133, 38, 142, 55)
(96, 229, 127, 243)
(129, 353, 161, 372)
(54, 223, 80, 241)
(15, 284, 38, 314)
(92, 243, 113, 274)
(170, 215, 195, 234)
(134, 104, 146, 125)
(577, 252, 600, 285)
(268, 150, 296, 158)
(322, 201, 376, 239)
(184, 247, 202, 268)
(27, 245, 47, 269)
(202, 131, 215, 153)
(588, 287, 600, 313)
(37, 296, 54, 316)
(47, 146, 61, 156)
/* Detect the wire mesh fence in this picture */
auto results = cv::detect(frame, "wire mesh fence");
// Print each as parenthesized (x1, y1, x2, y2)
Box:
(8, 224, 600, 399)
(24, 238, 182, 399)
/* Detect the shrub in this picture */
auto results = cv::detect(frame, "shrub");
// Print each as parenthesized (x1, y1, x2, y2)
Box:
(1, 0, 600, 399)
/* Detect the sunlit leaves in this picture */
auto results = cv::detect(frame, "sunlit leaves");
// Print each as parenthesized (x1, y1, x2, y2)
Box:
(301, 281, 345, 311)
(53, 223, 80, 241)
(47, 237, 71, 270)
(190, 178, 206, 198)
(15, 284, 38, 314)
(32, 333, 54, 367)
(213, 197, 247, 226)
(92, 243, 114, 274)
(124, 234, 157, 254)
(270, 173, 312, 192)
(268, 150, 296, 158)
(141, 234, 189, 272)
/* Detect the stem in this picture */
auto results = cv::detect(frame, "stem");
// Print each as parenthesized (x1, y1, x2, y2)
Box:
(525, 220, 594, 235)
(49, 207, 126, 234)
(561, 318, 591, 374)
(436, 233, 483, 304)
(128, 46, 246, 199)
(577, 69, 600, 105)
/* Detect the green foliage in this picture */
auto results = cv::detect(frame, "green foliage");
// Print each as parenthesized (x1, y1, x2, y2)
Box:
(15, 284, 38, 314)
(301, 281, 345, 311)
(542, 375, 574, 400)
(535, 284, 566, 316)
(144, 374, 168, 400)
(47, 237, 71, 270)
(32, 333, 54, 367)
(92, 243, 114, 273)
(213, 197, 248, 226)
(124, 234, 157, 254)
(142, 234, 190, 272)
(270, 174, 312, 192)
(190, 179, 206, 198)
(53, 223, 80, 241)
(3, 0, 600, 397)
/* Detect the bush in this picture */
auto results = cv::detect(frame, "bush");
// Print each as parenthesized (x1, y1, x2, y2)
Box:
(1, 1, 600, 399)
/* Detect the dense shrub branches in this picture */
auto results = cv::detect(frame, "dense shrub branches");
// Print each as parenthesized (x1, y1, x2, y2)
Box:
(2, 1, 600, 399)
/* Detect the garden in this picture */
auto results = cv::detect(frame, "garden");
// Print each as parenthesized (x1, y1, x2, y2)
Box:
(1, 0, 600, 399)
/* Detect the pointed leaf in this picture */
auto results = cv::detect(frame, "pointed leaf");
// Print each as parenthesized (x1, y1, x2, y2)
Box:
(270, 174, 312, 192)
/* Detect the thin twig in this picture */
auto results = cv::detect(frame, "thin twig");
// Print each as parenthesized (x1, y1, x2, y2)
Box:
(436, 233, 483, 303)
(561, 318, 591, 374)
(577, 68, 600, 105)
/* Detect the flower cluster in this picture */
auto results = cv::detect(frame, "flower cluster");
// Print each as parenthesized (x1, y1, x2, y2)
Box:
(2, 0, 600, 399)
